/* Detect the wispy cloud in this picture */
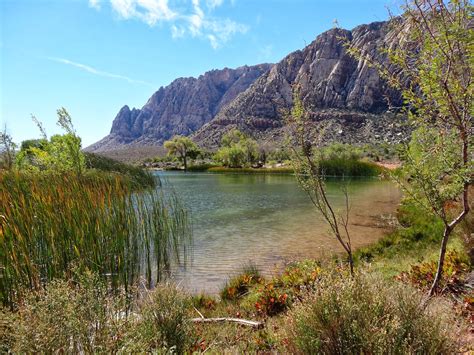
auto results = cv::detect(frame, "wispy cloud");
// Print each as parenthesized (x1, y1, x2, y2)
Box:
(48, 57, 155, 87)
(110, 0, 176, 25)
(88, 0, 101, 10)
(91, 0, 247, 49)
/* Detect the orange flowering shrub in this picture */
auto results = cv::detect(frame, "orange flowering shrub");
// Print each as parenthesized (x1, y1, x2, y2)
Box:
(255, 282, 290, 316)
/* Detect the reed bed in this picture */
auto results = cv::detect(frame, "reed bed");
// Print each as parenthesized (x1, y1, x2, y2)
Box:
(0, 171, 190, 306)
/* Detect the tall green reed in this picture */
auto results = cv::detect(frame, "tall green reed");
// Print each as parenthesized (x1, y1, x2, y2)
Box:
(0, 171, 190, 306)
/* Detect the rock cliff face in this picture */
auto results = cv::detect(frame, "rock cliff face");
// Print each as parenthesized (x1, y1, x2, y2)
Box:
(89, 20, 408, 153)
(87, 64, 272, 152)
(192, 21, 406, 147)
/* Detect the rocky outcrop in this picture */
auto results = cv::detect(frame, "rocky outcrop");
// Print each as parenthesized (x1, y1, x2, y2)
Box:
(87, 64, 272, 152)
(192, 21, 405, 147)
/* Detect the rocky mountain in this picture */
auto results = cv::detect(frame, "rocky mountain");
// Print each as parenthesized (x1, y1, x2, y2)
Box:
(89, 20, 408, 153)
(192, 21, 407, 147)
(87, 64, 272, 152)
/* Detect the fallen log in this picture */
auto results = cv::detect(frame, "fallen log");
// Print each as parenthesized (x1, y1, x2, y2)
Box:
(191, 317, 264, 329)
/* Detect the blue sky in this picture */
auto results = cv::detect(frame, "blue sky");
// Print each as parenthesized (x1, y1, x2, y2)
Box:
(1, 0, 401, 147)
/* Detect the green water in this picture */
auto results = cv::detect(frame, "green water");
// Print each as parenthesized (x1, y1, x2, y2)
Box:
(157, 171, 400, 294)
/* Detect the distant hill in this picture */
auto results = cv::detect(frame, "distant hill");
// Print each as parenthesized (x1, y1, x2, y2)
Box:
(87, 20, 408, 156)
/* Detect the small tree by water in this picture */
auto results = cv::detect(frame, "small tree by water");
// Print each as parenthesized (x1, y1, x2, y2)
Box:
(288, 92, 355, 276)
(346, 0, 472, 295)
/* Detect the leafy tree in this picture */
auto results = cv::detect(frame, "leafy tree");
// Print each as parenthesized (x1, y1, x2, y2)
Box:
(288, 92, 355, 275)
(221, 128, 246, 148)
(240, 137, 259, 165)
(15, 108, 85, 175)
(214, 145, 246, 168)
(163, 135, 199, 171)
(347, 0, 472, 295)
(215, 129, 259, 167)
(20, 139, 48, 152)
(15, 109, 85, 174)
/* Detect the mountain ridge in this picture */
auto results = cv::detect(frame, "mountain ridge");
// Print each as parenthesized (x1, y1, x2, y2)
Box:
(87, 64, 272, 152)
(88, 20, 408, 154)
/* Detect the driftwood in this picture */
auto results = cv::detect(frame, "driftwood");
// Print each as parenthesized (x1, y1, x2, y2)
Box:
(191, 317, 264, 329)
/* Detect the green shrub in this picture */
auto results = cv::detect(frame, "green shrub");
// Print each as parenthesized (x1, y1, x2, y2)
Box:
(3, 274, 196, 353)
(208, 166, 294, 174)
(318, 158, 383, 177)
(125, 284, 195, 353)
(192, 293, 217, 310)
(355, 201, 444, 263)
(278, 260, 321, 290)
(5, 271, 129, 353)
(288, 272, 460, 354)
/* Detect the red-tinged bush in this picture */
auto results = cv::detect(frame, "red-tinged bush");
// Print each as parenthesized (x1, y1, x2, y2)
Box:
(397, 250, 469, 292)
(255, 283, 291, 316)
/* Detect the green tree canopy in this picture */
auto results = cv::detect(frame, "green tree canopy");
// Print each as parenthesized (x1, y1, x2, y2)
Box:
(163, 135, 200, 171)
(347, 0, 472, 295)
(15, 108, 85, 174)
(215, 129, 259, 168)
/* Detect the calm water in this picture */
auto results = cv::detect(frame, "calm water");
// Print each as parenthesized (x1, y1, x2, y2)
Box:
(157, 172, 400, 294)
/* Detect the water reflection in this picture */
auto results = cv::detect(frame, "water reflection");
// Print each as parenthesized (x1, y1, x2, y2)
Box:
(157, 172, 401, 294)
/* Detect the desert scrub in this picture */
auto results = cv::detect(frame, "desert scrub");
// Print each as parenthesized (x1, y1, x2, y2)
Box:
(254, 282, 291, 317)
(0, 171, 190, 306)
(288, 272, 461, 354)
(123, 283, 195, 353)
(278, 260, 321, 290)
(2, 273, 196, 353)
(4, 271, 129, 353)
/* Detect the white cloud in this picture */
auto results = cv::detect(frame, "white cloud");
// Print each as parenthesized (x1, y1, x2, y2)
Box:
(110, 0, 176, 25)
(89, 0, 101, 10)
(48, 57, 155, 87)
(206, 0, 223, 10)
(95, 0, 247, 49)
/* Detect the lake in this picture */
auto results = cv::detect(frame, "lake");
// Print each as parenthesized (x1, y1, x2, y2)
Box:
(157, 171, 401, 294)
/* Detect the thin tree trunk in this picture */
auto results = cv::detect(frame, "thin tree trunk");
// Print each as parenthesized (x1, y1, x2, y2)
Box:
(348, 249, 354, 277)
(430, 182, 470, 296)
(429, 225, 451, 296)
